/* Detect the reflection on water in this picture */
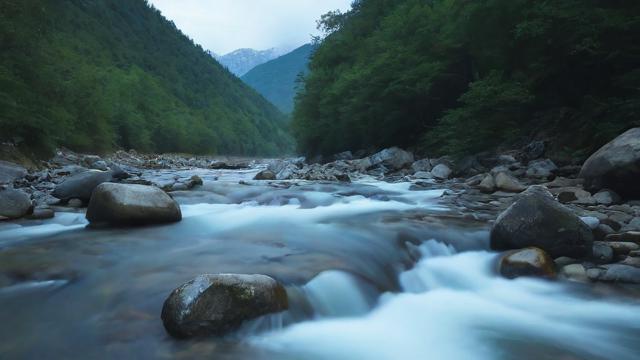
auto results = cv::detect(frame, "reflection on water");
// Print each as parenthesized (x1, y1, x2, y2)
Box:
(0, 170, 639, 359)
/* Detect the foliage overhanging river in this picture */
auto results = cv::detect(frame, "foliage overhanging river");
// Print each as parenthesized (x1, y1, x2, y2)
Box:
(1, 166, 639, 359)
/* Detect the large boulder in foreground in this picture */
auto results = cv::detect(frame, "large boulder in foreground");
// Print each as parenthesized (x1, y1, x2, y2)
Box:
(491, 186, 594, 258)
(369, 147, 414, 171)
(52, 170, 114, 202)
(499, 247, 556, 279)
(161, 274, 288, 338)
(579, 127, 640, 198)
(86, 183, 181, 226)
(0, 188, 33, 219)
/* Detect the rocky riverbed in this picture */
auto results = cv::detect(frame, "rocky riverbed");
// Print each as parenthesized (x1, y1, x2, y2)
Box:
(1, 129, 640, 359)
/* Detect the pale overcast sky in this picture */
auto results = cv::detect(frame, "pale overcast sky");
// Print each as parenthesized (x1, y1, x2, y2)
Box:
(148, 0, 353, 55)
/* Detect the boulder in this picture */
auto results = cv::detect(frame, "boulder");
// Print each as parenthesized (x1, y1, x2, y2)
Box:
(593, 189, 621, 205)
(0, 188, 33, 219)
(477, 174, 496, 193)
(494, 172, 526, 192)
(52, 170, 114, 202)
(254, 170, 276, 181)
(26, 207, 55, 220)
(606, 231, 640, 243)
(579, 216, 600, 230)
(0, 160, 27, 184)
(161, 274, 288, 338)
(413, 171, 433, 180)
(490, 186, 594, 258)
(588, 264, 640, 284)
(592, 242, 614, 264)
(598, 241, 640, 256)
(431, 164, 452, 180)
(369, 147, 414, 171)
(525, 159, 557, 179)
(86, 183, 181, 226)
(559, 264, 589, 282)
(498, 247, 556, 279)
(411, 159, 432, 173)
(579, 127, 640, 198)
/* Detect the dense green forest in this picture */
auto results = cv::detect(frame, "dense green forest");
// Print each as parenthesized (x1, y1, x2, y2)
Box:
(0, 0, 293, 156)
(293, 0, 640, 159)
(242, 44, 315, 113)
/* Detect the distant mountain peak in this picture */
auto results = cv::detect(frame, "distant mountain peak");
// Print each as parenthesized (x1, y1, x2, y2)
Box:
(212, 48, 288, 76)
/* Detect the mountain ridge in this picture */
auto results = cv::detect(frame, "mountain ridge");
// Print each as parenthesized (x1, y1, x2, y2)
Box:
(242, 44, 315, 114)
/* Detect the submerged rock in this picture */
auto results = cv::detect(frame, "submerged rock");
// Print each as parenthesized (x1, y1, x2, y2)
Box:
(52, 170, 114, 202)
(491, 186, 594, 258)
(161, 274, 288, 338)
(498, 247, 556, 279)
(0, 188, 33, 219)
(86, 183, 181, 226)
(579, 127, 640, 198)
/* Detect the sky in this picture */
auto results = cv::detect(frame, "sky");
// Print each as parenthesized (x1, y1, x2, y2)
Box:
(148, 0, 354, 55)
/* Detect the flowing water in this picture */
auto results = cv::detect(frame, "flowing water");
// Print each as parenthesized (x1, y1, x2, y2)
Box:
(0, 168, 639, 359)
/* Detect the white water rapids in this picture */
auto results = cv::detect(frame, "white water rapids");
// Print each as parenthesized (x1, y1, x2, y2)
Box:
(1, 174, 639, 359)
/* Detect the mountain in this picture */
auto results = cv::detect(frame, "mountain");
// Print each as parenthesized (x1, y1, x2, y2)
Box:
(292, 0, 640, 158)
(0, 0, 292, 156)
(214, 48, 284, 77)
(242, 44, 315, 114)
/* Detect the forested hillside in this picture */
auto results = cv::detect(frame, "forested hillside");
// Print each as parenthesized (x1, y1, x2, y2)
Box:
(0, 0, 293, 156)
(293, 0, 640, 158)
(242, 44, 315, 113)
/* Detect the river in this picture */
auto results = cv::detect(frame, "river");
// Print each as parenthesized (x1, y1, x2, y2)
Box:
(0, 167, 639, 359)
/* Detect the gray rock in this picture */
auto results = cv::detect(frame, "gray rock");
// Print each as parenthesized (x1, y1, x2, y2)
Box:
(589, 264, 640, 284)
(369, 147, 414, 171)
(413, 171, 434, 180)
(52, 170, 114, 202)
(606, 231, 640, 243)
(499, 247, 556, 279)
(593, 189, 622, 205)
(554, 256, 579, 268)
(620, 256, 640, 268)
(579, 216, 600, 230)
(411, 159, 432, 173)
(579, 127, 640, 198)
(622, 217, 640, 232)
(526, 159, 557, 179)
(592, 242, 614, 263)
(431, 164, 452, 180)
(477, 174, 496, 193)
(465, 174, 485, 186)
(90, 160, 109, 171)
(593, 224, 615, 241)
(491, 186, 594, 258)
(0, 188, 33, 219)
(559, 264, 589, 282)
(598, 241, 640, 256)
(494, 172, 526, 192)
(86, 183, 182, 226)
(0, 160, 27, 184)
(161, 274, 288, 338)
(25, 207, 55, 220)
